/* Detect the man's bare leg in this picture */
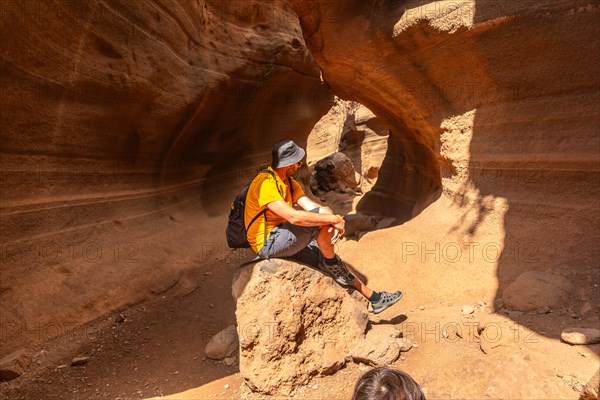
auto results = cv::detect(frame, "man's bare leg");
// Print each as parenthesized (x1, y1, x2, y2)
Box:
(316, 225, 373, 299)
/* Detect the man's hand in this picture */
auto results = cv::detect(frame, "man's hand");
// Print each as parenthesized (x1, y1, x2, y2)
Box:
(328, 215, 345, 244)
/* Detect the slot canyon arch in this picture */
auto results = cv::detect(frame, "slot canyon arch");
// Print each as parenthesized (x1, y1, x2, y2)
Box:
(0, 0, 599, 369)
(288, 0, 600, 339)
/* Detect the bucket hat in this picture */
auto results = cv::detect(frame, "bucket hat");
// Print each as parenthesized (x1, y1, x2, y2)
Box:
(271, 140, 306, 168)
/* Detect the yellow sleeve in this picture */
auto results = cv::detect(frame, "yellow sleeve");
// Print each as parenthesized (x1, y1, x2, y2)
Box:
(291, 178, 305, 204)
(257, 176, 285, 208)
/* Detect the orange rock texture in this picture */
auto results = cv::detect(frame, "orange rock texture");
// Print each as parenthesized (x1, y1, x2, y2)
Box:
(1, 0, 599, 364)
(289, 0, 600, 222)
(0, 0, 331, 354)
(288, 0, 599, 289)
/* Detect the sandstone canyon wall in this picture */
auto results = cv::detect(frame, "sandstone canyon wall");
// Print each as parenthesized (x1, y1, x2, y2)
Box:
(1, 0, 599, 358)
(289, 0, 599, 304)
(0, 0, 332, 354)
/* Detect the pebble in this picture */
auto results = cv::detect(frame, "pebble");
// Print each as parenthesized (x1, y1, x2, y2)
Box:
(418, 306, 425, 310)
(70, 356, 90, 366)
(224, 384, 230, 389)
(115, 314, 125, 323)
(536, 307, 551, 314)
(461, 305, 474, 315)
(561, 327, 600, 345)
(312, 384, 319, 390)
(224, 356, 236, 366)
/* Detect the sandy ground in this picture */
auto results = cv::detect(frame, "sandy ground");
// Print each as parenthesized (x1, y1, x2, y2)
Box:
(1, 193, 598, 400)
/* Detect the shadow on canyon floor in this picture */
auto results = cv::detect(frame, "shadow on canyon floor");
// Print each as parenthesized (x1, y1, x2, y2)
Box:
(1, 258, 241, 400)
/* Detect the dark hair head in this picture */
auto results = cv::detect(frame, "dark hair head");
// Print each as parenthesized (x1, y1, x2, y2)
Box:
(352, 367, 426, 400)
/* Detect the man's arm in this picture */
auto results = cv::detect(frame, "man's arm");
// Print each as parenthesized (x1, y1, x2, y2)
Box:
(296, 196, 333, 214)
(267, 200, 344, 230)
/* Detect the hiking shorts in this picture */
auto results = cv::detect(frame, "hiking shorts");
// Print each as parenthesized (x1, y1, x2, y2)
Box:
(257, 208, 322, 268)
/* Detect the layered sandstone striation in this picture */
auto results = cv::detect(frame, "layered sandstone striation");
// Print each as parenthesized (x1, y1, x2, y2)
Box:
(307, 99, 389, 193)
(289, 0, 599, 301)
(0, 0, 331, 354)
(1, 0, 599, 381)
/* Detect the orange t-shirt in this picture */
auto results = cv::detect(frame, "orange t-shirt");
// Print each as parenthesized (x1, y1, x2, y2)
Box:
(244, 167, 304, 253)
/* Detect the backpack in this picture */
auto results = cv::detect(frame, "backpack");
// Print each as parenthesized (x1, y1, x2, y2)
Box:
(226, 169, 293, 249)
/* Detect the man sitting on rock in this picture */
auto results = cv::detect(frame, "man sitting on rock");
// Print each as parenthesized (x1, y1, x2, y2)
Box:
(245, 139, 403, 314)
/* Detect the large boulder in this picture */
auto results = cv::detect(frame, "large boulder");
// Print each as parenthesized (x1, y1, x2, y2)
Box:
(502, 271, 574, 311)
(306, 100, 389, 193)
(314, 152, 361, 192)
(234, 259, 400, 395)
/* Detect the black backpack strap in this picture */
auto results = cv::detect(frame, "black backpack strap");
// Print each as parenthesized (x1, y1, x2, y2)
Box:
(245, 169, 286, 248)
(245, 169, 277, 230)
(245, 208, 269, 250)
(246, 208, 268, 231)
(245, 169, 293, 253)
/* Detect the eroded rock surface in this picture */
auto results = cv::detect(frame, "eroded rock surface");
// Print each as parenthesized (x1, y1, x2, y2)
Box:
(205, 325, 238, 360)
(289, 2, 600, 351)
(314, 152, 361, 192)
(234, 259, 401, 395)
(0, 0, 332, 354)
(307, 99, 389, 193)
(0, 349, 31, 382)
(288, 0, 600, 266)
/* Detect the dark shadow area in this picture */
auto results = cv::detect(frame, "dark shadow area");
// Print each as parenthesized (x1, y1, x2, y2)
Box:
(158, 58, 333, 214)
(370, 314, 408, 326)
(2, 258, 240, 399)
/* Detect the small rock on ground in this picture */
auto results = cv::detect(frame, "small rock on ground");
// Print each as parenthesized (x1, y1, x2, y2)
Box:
(561, 328, 600, 345)
(70, 356, 90, 366)
(462, 305, 474, 315)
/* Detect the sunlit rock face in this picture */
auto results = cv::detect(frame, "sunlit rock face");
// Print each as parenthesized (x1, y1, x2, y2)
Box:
(288, 0, 600, 221)
(306, 98, 389, 193)
(288, 0, 600, 286)
(0, 0, 331, 354)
